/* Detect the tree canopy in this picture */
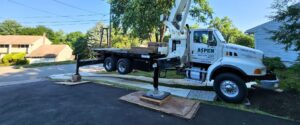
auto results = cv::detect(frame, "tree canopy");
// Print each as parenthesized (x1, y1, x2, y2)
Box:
(0, 21, 65, 45)
(110, 0, 213, 42)
(209, 17, 254, 48)
(270, 1, 300, 51)
(0, 20, 22, 35)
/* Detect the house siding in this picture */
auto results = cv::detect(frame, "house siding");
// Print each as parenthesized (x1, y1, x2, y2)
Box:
(247, 21, 299, 66)
(30, 38, 51, 53)
(55, 46, 74, 62)
(28, 58, 55, 64)
(11, 47, 28, 53)
(0, 48, 8, 53)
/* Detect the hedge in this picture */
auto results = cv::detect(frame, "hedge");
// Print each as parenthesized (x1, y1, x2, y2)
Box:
(1, 53, 29, 65)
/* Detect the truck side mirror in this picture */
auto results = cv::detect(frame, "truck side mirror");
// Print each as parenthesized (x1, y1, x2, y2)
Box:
(208, 40, 217, 46)
(207, 31, 217, 46)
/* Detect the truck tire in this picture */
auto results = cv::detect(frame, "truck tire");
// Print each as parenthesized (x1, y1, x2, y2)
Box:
(104, 57, 117, 72)
(117, 58, 133, 74)
(213, 73, 247, 103)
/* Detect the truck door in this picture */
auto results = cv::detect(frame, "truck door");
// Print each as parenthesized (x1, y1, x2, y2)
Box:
(190, 30, 218, 64)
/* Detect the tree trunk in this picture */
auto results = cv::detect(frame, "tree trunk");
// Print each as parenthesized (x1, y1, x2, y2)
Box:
(159, 25, 166, 42)
(155, 33, 159, 43)
(149, 34, 152, 42)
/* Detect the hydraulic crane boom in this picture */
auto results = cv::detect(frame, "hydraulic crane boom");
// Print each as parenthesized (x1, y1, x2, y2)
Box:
(161, 0, 192, 35)
(160, 0, 192, 67)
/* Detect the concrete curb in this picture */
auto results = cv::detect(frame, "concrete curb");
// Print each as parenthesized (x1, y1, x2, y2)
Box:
(49, 73, 217, 101)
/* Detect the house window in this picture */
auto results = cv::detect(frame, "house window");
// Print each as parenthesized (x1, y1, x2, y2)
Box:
(0, 45, 9, 48)
(20, 45, 29, 48)
(12, 44, 29, 48)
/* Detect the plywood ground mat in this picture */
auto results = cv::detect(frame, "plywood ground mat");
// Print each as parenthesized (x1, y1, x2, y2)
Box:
(120, 91, 200, 119)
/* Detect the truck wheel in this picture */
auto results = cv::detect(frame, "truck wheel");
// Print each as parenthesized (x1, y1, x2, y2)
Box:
(214, 73, 247, 103)
(104, 57, 117, 72)
(117, 58, 132, 74)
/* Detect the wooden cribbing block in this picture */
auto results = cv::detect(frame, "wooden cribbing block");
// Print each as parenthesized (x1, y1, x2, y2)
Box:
(140, 95, 171, 106)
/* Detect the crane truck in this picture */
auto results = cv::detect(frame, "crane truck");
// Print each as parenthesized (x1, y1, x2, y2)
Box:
(75, 0, 279, 103)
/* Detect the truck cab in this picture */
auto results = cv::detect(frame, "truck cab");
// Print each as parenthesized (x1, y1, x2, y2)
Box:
(159, 28, 279, 103)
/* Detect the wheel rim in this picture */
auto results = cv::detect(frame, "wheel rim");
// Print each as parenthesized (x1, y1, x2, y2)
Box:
(118, 62, 126, 73)
(220, 80, 239, 98)
(106, 61, 112, 69)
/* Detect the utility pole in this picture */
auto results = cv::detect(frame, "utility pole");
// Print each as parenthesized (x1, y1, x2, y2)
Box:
(109, 3, 112, 48)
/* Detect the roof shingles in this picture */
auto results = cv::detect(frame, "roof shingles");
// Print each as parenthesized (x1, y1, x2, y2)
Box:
(26, 45, 67, 58)
(0, 35, 43, 44)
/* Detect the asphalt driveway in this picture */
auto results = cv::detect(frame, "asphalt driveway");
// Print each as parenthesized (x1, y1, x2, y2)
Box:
(0, 80, 297, 125)
(0, 64, 75, 85)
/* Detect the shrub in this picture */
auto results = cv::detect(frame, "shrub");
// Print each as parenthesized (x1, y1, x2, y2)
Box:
(2, 54, 13, 64)
(15, 60, 30, 65)
(1, 53, 26, 65)
(277, 64, 300, 92)
(12, 53, 26, 62)
(263, 57, 286, 71)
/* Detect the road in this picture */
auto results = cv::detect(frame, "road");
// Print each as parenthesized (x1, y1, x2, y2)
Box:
(0, 80, 297, 125)
(0, 64, 75, 85)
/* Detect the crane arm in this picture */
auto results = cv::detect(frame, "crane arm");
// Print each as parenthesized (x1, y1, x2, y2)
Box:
(161, 0, 192, 34)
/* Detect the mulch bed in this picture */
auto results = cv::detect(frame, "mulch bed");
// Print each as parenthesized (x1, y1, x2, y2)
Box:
(248, 88, 300, 122)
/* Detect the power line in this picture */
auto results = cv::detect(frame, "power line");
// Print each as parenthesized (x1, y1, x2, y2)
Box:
(7, 0, 87, 20)
(0, 13, 109, 19)
(41, 22, 109, 26)
(52, 0, 99, 14)
(20, 19, 108, 24)
(7, 0, 60, 16)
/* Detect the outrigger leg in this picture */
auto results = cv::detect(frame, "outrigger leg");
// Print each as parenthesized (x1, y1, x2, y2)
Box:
(142, 63, 171, 101)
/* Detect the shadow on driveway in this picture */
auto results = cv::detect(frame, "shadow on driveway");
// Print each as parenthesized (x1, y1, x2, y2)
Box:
(0, 64, 75, 83)
(0, 81, 298, 125)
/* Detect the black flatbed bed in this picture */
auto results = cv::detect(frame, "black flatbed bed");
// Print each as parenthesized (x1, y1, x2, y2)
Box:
(92, 48, 165, 60)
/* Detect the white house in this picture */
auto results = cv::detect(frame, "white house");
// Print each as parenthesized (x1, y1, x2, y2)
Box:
(0, 35, 74, 64)
(246, 20, 299, 66)
(26, 45, 74, 64)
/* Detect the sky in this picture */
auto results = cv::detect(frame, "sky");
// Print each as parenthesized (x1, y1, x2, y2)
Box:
(0, 0, 275, 33)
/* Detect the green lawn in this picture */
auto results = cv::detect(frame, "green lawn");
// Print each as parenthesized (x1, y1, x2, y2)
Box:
(100, 69, 185, 79)
(100, 64, 300, 93)
(13, 61, 75, 68)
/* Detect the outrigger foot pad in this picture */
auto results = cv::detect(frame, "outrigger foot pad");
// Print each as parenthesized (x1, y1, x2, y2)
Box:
(142, 90, 171, 100)
(71, 74, 81, 82)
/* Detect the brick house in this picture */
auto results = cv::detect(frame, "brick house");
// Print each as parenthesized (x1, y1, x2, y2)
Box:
(0, 35, 74, 64)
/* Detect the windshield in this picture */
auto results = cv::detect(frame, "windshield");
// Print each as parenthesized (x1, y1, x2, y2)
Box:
(215, 30, 226, 43)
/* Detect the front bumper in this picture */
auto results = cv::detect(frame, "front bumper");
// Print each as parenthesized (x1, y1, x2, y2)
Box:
(257, 78, 280, 89)
(249, 71, 280, 90)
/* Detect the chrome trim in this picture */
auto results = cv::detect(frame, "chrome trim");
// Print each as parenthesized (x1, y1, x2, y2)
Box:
(259, 77, 280, 89)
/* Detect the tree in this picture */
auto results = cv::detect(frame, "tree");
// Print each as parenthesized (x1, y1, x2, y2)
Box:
(19, 25, 56, 44)
(66, 31, 85, 49)
(234, 34, 255, 48)
(190, 24, 200, 29)
(209, 17, 241, 42)
(111, 29, 140, 48)
(111, 0, 213, 42)
(52, 30, 66, 45)
(86, 22, 107, 47)
(0, 20, 22, 35)
(270, 1, 300, 51)
(209, 17, 255, 48)
(72, 36, 90, 59)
